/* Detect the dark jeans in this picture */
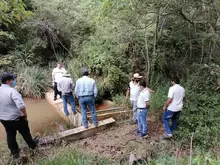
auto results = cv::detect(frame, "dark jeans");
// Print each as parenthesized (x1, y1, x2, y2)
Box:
(1, 117, 37, 158)
(53, 82, 61, 99)
(163, 110, 181, 135)
(62, 93, 76, 116)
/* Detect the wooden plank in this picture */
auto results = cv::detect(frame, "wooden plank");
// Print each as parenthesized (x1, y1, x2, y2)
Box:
(38, 118, 115, 145)
(45, 90, 82, 127)
(88, 107, 121, 114)
(88, 111, 130, 121)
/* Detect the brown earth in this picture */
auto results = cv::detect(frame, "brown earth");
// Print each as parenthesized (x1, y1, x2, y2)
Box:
(72, 116, 165, 163)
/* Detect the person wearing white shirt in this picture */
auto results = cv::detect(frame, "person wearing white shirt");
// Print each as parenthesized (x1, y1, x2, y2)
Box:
(162, 76, 185, 138)
(52, 62, 66, 100)
(126, 73, 142, 124)
(136, 80, 150, 138)
(0, 73, 37, 159)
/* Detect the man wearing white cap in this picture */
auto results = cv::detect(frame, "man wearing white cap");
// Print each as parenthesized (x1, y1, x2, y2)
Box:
(126, 73, 142, 124)
(57, 71, 76, 116)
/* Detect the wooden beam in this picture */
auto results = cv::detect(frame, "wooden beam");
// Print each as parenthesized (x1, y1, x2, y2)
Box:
(87, 107, 121, 114)
(88, 111, 130, 121)
(38, 118, 115, 145)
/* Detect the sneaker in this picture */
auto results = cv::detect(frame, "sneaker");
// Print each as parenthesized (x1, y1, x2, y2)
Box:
(53, 98, 57, 101)
(136, 130, 141, 134)
(162, 133, 173, 139)
(138, 133, 148, 138)
(93, 123, 99, 127)
(84, 125, 88, 129)
(130, 120, 137, 125)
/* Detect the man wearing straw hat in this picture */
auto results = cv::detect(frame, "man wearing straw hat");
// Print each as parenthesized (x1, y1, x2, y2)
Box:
(126, 73, 143, 124)
(57, 71, 76, 116)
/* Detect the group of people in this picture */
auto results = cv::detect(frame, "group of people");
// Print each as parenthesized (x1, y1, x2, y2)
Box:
(52, 62, 98, 128)
(126, 73, 185, 138)
(0, 63, 184, 160)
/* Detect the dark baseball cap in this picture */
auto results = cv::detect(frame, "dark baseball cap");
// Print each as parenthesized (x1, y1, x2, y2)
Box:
(0, 73, 17, 84)
(82, 67, 89, 75)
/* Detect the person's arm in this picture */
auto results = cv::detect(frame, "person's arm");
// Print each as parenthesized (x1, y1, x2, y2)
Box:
(57, 80, 61, 92)
(11, 89, 27, 117)
(146, 101, 150, 108)
(126, 89, 130, 100)
(148, 88, 155, 93)
(162, 87, 173, 111)
(74, 80, 79, 98)
(71, 79, 75, 90)
(144, 91, 150, 108)
(126, 83, 130, 100)
(52, 69, 55, 85)
(93, 81, 98, 98)
(20, 107, 27, 118)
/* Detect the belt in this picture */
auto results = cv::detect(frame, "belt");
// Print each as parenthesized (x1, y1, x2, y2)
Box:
(79, 95, 93, 98)
(137, 108, 147, 112)
(0, 116, 25, 122)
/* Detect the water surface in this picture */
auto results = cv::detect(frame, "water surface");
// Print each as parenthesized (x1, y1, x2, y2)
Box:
(0, 99, 63, 141)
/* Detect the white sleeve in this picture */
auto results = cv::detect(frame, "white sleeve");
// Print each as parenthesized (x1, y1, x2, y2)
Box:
(144, 91, 150, 102)
(168, 87, 174, 98)
(11, 89, 25, 110)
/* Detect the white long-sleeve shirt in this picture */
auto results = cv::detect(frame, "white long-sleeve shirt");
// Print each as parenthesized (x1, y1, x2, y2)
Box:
(0, 84, 24, 120)
(52, 67, 66, 83)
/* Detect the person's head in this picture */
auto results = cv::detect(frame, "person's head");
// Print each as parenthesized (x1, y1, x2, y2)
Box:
(139, 79, 147, 90)
(82, 67, 89, 76)
(170, 76, 180, 85)
(57, 62, 62, 69)
(1, 73, 17, 87)
(133, 73, 142, 83)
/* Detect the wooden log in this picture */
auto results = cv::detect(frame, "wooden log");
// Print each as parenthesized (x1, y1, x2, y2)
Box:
(87, 107, 121, 114)
(38, 118, 115, 145)
(88, 111, 130, 121)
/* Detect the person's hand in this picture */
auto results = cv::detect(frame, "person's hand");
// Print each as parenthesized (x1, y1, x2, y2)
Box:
(162, 105, 166, 111)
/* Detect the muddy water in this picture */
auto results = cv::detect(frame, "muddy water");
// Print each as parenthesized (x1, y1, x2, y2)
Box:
(0, 99, 64, 141)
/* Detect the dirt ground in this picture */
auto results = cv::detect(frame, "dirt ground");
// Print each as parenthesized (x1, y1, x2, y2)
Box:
(72, 116, 165, 163)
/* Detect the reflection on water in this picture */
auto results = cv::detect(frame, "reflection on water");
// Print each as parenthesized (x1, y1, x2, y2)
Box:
(0, 99, 64, 141)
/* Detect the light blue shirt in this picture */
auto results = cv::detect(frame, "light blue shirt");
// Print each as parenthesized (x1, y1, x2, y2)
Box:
(0, 84, 24, 120)
(75, 76, 98, 98)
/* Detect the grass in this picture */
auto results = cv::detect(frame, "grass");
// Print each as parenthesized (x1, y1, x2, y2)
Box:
(37, 149, 110, 165)
(16, 65, 50, 98)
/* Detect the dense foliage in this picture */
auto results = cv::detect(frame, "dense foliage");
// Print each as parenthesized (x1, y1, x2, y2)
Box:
(0, 0, 220, 148)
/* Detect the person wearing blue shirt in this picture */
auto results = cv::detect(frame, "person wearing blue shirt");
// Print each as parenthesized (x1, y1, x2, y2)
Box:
(75, 68, 98, 128)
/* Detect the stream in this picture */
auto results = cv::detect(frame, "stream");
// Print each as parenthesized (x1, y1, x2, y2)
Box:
(0, 99, 64, 141)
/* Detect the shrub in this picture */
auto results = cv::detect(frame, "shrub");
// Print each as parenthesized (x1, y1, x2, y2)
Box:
(16, 65, 50, 98)
(175, 65, 220, 148)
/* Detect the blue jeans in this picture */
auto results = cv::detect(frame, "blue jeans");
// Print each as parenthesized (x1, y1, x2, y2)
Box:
(62, 93, 75, 116)
(137, 108, 148, 135)
(79, 96, 98, 127)
(163, 110, 181, 135)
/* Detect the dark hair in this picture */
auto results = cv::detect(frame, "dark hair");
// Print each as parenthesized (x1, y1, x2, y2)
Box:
(170, 76, 180, 84)
(83, 72, 89, 76)
(139, 80, 147, 88)
(1, 73, 16, 84)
